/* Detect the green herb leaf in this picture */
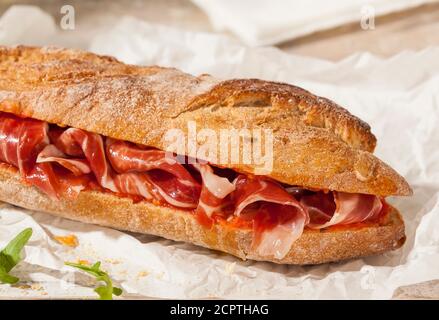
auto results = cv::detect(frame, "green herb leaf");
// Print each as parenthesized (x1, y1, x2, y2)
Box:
(112, 287, 123, 296)
(65, 261, 122, 300)
(0, 267, 19, 284)
(0, 228, 33, 284)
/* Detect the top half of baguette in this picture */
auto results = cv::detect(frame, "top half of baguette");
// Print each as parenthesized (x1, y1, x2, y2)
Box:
(0, 46, 411, 197)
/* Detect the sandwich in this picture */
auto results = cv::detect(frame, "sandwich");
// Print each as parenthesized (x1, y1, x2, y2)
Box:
(0, 46, 411, 265)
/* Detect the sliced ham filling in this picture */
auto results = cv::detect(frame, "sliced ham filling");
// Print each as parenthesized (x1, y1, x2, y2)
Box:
(232, 175, 308, 259)
(0, 112, 388, 259)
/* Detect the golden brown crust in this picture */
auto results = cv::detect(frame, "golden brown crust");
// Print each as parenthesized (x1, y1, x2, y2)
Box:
(0, 164, 405, 265)
(0, 45, 411, 196)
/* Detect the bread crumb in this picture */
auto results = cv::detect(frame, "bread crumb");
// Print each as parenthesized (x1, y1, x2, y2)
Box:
(30, 283, 44, 291)
(14, 284, 31, 290)
(54, 234, 79, 247)
(137, 271, 149, 278)
(104, 258, 121, 265)
(81, 243, 99, 259)
(225, 262, 236, 275)
(77, 259, 89, 265)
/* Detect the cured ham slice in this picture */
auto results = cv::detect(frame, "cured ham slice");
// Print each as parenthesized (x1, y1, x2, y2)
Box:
(301, 191, 383, 229)
(299, 192, 335, 226)
(194, 163, 236, 200)
(113, 173, 157, 200)
(192, 163, 235, 227)
(106, 139, 195, 183)
(0, 113, 49, 173)
(55, 128, 117, 191)
(37, 144, 91, 176)
(24, 163, 60, 199)
(0, 113, 89, 199)
(252, 203, 306, 260)
(52, 129, 200, 208)
(107, 139, 201, 208)
(49, 127, 84, 157)
(233, 175, 308, 259)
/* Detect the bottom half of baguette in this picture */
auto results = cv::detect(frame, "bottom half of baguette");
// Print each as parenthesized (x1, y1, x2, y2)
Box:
(0, 164, 406, 265)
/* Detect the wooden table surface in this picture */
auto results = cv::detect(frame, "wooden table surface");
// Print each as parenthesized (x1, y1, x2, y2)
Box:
(0, 0, 438, 299)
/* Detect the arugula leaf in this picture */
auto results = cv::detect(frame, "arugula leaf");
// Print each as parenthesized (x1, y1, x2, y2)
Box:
(0, 228, 33, 284)
(0, 268, 19, 284)
(65, 261, 122, 300)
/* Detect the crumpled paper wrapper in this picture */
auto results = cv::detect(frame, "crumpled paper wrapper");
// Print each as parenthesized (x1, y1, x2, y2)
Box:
(192, 0, 437, 46)
(190, 0, 437, 46)
(0, 6, 439, 299)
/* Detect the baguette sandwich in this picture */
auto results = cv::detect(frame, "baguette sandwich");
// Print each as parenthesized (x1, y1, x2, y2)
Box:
(0, 46, 411, 264)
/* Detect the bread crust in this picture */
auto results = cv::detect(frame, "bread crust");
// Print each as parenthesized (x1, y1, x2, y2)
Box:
(0, 164, 405, 265)
(0, 46, 411, 196)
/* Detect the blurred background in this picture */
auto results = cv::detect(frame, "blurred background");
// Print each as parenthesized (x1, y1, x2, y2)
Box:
(0, 0, 438, 60)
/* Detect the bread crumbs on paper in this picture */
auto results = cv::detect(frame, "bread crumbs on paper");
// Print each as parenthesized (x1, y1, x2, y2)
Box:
(81, 243, 99, 259)
(104, 258, 122, 265)
(225, 262, 236, 275)
(30, 283, 44, 291)
(14, 284, 31, 290)
(54, 234, 79, 247)
(137, 271, 149, 278)
(77, 259, 90, 265)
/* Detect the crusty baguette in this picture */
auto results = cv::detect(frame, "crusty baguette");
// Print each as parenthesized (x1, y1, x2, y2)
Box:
(0, 46, 411, 197)
(0, 163, 405, 265)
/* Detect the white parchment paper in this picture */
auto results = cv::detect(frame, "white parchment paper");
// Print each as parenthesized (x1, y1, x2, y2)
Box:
(191, 0, 438, 46)
(0, 6, 438, 299)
